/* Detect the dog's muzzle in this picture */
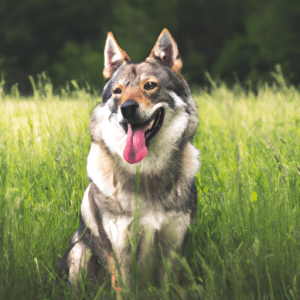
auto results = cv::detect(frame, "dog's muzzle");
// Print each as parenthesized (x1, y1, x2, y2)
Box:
(120, 100, 140, 124)
(120, 100, 165, 164)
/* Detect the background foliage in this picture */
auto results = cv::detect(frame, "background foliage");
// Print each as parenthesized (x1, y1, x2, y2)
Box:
(1, 0, 300, 94)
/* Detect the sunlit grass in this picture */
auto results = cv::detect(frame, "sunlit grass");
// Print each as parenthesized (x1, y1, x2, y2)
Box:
(0, 76, 300, 299)
(0, 95, 96, 299)
(192, 82, 300, 300)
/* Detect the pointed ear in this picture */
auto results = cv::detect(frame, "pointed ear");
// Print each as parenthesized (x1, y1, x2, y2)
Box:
(147, 29, 182, 73)
(103, 32, 130, 79)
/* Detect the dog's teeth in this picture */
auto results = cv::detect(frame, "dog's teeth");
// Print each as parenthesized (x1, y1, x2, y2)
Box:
(147, 119, 155, 130)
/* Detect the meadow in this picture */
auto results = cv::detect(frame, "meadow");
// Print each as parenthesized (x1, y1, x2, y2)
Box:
(0, 73, 300, 299)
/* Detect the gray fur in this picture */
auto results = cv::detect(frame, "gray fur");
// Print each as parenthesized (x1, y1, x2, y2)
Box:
(57, 29, 200, 294)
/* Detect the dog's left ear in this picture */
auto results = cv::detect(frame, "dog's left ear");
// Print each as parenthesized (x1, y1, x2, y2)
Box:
(147, 29, 182, 73)
(103, 32, 130, 79)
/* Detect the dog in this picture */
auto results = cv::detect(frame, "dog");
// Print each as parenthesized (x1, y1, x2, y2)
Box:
(57, 28, 200, 295)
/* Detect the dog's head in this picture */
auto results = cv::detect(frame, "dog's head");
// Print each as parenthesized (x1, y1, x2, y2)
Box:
(90, 29, 198, 170)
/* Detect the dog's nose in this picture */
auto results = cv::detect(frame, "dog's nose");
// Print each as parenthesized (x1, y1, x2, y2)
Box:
(120, 100, 139, 122)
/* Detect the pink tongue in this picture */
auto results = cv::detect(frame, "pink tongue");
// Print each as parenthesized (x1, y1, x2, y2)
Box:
(123, 124, 148, 164)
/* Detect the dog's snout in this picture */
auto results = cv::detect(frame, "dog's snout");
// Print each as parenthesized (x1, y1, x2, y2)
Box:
(120, 100, 139, 121)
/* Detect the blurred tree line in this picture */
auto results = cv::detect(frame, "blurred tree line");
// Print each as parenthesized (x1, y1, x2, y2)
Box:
(1, 0, 300, 94)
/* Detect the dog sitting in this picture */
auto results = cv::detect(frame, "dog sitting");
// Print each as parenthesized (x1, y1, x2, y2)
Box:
(57, 28, 200, 295)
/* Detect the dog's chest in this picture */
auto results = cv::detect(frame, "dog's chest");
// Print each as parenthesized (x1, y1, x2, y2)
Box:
(102, 209, 169, 257)
(102, 210, 185, 257)
(102, 215, 132, 255)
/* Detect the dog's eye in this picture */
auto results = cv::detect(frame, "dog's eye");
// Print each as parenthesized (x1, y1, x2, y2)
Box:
(144, 81, 158, 90)
(113, 87, 122, 94)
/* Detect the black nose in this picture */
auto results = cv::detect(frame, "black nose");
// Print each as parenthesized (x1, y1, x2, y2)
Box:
(120, 100, 139, 121)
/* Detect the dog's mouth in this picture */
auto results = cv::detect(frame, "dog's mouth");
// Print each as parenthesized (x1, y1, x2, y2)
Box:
(144, 108, 165, 144)
(122, 108, 165, 164)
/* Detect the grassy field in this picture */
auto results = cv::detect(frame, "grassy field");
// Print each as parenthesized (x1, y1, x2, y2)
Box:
(0, 76, 300, 299)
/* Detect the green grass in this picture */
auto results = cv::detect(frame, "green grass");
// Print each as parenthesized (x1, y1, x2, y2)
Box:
(0, 77, 300, 299)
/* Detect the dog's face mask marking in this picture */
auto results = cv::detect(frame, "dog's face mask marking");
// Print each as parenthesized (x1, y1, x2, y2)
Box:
(110, 63, 166, 164)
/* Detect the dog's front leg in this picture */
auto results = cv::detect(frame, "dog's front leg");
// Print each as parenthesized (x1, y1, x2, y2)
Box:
(117, 224, 165, 290)
(158, 212, 192, 297)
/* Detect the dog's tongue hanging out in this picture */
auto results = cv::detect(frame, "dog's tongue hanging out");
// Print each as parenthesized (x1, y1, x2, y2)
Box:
(123, 124, 147, 164)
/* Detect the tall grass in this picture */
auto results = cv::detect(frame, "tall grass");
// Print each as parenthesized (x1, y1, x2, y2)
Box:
(192, 78, 300, 299)
(0, 75, 300, 299)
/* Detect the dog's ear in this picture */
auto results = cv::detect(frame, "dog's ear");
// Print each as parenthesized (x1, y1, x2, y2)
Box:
(103, 32, 130, 79)
(147, 29, 182, 73)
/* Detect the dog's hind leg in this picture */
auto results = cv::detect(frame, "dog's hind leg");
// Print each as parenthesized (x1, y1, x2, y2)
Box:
(57, 215, 93, 294)
(67, 240, 90, 290)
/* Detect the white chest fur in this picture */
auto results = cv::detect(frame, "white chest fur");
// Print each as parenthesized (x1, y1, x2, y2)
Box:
(102, 209, 191, 259)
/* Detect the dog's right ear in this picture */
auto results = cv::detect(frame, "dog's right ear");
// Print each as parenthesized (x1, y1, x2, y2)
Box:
(103, 32, 130, 79)
(147, 29, 182, 74)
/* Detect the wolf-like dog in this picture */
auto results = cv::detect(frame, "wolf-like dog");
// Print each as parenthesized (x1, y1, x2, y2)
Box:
(57, 29, 200, 294)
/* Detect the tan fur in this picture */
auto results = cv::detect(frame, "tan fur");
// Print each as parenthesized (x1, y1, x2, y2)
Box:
(119, 85, 154, 108)
(112, 65, 160, 108)
(95, 142, 114, 182)
(103, 32, 130, 79)
(148, 28, 182, 73)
